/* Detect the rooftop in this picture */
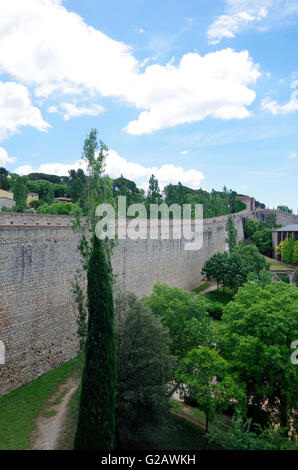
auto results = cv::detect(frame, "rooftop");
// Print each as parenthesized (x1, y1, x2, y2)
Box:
(274, 224, 298, 232)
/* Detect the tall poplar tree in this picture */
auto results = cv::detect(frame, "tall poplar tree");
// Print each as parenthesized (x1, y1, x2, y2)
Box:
(74, 129, 116, 450)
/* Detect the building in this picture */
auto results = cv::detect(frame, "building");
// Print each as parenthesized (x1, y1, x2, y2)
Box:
(272, 224, 298, 260)
(26, 192, 39, 208)
(235, 195, 256, 211)
(0, 189, 15, 210)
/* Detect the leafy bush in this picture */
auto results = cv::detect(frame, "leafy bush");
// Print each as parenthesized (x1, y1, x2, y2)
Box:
(206, 302, 223, 320)
(144, 283, 212, 358)
(37, 201, 76, 215)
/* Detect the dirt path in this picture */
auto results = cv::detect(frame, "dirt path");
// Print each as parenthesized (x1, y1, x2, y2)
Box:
(197, 282, 220, 295)
(32, 377, 79, 450)
(171, 410, 206, 431)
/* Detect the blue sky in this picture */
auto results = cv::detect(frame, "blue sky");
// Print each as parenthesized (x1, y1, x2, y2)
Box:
(0, 0, 297, 210)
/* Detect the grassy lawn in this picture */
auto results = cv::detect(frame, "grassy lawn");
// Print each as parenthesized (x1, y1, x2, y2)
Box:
(0, 356, 82, 450)
(192, 282, 211, 294)
(204, 286, 234, 305)
(0, 355, 213, 451)
(210, 318, 224, 334)
(265, 256, 295, 271)
(153, 413, 208, 450)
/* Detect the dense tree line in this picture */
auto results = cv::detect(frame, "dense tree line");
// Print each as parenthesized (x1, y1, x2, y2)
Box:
(1, 164, 247, 218)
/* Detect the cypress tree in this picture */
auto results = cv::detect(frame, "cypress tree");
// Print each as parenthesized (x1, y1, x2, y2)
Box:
(74, 236, 116, 450)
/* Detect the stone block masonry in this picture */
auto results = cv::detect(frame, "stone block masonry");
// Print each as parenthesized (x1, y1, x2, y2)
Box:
(0, 210, 247, 396)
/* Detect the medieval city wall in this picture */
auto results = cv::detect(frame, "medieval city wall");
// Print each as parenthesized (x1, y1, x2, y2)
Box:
(0, 210, 247, 396)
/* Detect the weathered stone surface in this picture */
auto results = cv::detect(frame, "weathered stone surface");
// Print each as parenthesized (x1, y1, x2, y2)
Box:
(0, 211, 247, 396)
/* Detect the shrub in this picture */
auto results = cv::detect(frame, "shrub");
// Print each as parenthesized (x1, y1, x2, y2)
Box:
(206, 303, 223, 320)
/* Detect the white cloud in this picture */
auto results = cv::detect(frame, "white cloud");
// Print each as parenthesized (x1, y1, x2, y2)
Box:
(47, 105, 58, 113)
(15, 149, 205, 190)
(0, 147, 16, 165)
(289, 152, 297, 158)
(261, 95, 298, 115)
(124, 49, 260, 134)
(0, 1, 260, 135)
(180, 149, 190, 155)
(0, 0, 138, 99)
(207, 0, 298, 45)
(61, 103, 104, 120)
(207, 0, 270, 44)
(0, 81, 50, 142)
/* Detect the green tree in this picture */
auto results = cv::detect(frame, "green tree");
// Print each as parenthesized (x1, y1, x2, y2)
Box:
(277, 205, 293, 214)
(27, 179, 54, 202)
(74, 236, 116, 450)
(219, 281, 298, 433)
(232, 243, 270, 274)
(68, 169, 87, 203)
(114, 289, 176, 448)
(12, 175, 28, 212)
(0, 167, 9, 190)
(201, 252, 229, 290)
(293, 242, 298, 265)
(244, 218, 260, 239)
(37, 201, 76, 215)
(53, 182, 69, 198)
(208, 412, 297, 450)
(145, 174, 162, 214)
(112, 175, 144, 206)
(178, 347, 245, 433)
(251, 228, 273, 256)
(144, 283, 212, 359)
(225, 216, 237, 252)
(281, 234, 295, 263)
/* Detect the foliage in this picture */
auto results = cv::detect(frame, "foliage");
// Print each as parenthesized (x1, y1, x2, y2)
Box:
(278, 273, 290, 284)
(232, 243, 270, 273)
(202, 244, 270, 293)
(36, 201, 76, 215)
(225, 216, 237, 252)
(113, 175, 144, 206)
(247, 268, 272, 288)
(277, 205, 293, 214)
(293, 242, 298, 264)
(11, 175, 28, 212)
(255, 200, 266, 209)
(114, 289, 176, 448)
(251, 228, 274, 256)
(144, 283, 212, 359)
(0, 167, 10, 190)
(177, 347, 245, 432)
(28, 172, 62, 184)
(53, 182, 69, 198)
(74, 236, 116, 450)
(206, 303, 224, 320)
(280, 234, 295, 263)
(219, 281, 298, 432)
(145, 174, 162, 213)
(244, 217, 260, 239)
(208, 412, 297, 450)
(28, 199, 46, 210)
(27, 179, 55, 202)
(68, 169, 87, 204)
(201, 252, 229, 289)
(235, 200, 246, 212)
